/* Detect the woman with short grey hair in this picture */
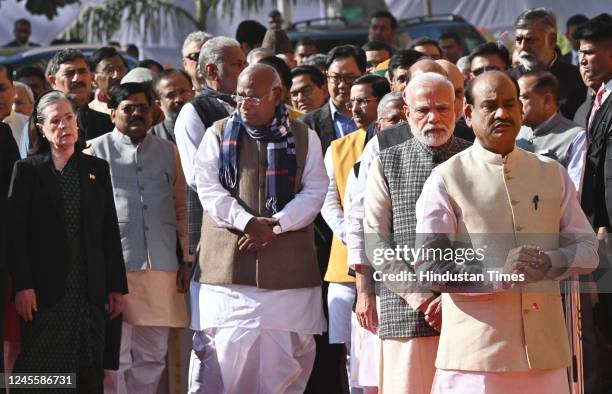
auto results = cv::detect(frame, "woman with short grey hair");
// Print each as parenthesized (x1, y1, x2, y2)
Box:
(7, 90, 128, 393)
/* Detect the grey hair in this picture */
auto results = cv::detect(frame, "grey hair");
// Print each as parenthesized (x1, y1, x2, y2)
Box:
(29, 90, 79, 155)
(377, 92, 404, 120)
(246, 47, 274, 65)
(198, 36, 241, 78)
(182, 31, 213, 57)
(405, 72, 454, 104)
(456, 56, 471, 72)
(13, 81, 34, 103)
(239, 63, 282, 89)
(514, 7, 557, 31)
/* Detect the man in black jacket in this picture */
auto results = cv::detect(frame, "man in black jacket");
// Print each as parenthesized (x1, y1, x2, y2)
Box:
(574, 13, 612, 393)
(46, 49, 114, 141)
(511, 8, 586, 119)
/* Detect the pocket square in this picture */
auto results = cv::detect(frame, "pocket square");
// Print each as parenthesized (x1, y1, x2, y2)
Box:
(89, 173, 96, 180)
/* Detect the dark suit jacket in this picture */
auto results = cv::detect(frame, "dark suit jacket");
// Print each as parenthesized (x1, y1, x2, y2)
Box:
(7, 152, 128, 305)
(77, 107, 114, 141)
(0, 124, 20, 373)
(7, 152, 128, 369)
(299, 102, 336, 154)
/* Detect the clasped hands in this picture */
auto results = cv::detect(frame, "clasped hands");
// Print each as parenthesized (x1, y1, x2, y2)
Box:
(502, 245, 552, 289)
(238, 217, 279, 252)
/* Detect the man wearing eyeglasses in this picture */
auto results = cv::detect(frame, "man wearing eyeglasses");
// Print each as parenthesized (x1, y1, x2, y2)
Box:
(290, 65, 328, 114)
(181, 31, 212, 93)
(468, 42, 511, 80)
(191, 63, 327, 393)
(89, 46, 129, 115)
(321, 74, 390, 392)
(86, 83, 191, 394)
(298, 44, 366, 393)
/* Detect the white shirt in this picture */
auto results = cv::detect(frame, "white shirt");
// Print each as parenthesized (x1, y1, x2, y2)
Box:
(194, 124, 328, 232)
(190, 123, 329, 333)
(415, 147, 598, 283)
(322, 147, 347, 243)
(346, 135, 380, 268)
(174, 100, 234, 189)
(2, 110, 28, 158)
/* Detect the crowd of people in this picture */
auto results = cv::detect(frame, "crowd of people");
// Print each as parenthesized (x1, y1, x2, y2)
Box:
(1, 5, 612, 394)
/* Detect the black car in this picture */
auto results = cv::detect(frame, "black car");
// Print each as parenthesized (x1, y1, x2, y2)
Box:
(287, 14, 486, 55)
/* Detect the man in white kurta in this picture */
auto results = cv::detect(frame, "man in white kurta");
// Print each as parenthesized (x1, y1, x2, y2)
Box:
(414, 71, 598, 393)
(190, 64, 328, 394)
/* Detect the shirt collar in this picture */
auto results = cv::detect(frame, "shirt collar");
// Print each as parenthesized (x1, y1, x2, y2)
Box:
(472, 138, 518, 167)
(329, 99, 349, 120)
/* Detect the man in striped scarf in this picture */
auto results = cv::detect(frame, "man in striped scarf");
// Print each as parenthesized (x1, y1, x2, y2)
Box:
(190, 63, 328, 393)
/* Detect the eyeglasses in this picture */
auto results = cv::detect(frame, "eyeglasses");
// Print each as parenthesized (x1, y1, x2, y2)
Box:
(471, 65, 504, 77)
(290, 85, 314, 99)
(232, 90, 273, 106)
(184, 52, 200, 62)
(327, 73, 359, 85)
(119, 104, 150, 114)
(346, 97, 378, 111)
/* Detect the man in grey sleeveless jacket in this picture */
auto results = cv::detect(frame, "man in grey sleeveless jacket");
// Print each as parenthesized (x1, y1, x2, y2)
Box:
(190, 64, 328, 393)
(87, 83, 191, 394)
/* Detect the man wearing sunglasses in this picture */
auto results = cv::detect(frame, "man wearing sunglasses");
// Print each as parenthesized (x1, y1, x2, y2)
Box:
(175, 36, 245, 262)
(181, 31, 212, 93)
(87, 83, 191, 394)
(191, 63, 327, 393)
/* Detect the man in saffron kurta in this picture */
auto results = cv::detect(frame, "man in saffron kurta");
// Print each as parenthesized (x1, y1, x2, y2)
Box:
(415, 71, 598, 393)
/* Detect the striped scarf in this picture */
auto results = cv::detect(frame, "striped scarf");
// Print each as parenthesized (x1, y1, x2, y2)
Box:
(219, 105, 297, 214)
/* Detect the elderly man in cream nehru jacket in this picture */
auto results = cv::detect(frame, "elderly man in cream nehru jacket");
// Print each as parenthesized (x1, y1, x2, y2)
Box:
(415, 70, 598, 393)
(190, 63, 328, 393)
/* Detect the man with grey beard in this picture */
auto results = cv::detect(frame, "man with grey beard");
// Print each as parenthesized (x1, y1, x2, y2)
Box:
(359, 72, 471, 393)
(510, 7, 586, 119)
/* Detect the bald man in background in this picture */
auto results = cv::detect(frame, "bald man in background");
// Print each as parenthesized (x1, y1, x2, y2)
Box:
(436, 59, 475, 142)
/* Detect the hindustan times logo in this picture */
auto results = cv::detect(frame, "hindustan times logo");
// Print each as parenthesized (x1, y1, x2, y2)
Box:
(371, 245, 487, 266)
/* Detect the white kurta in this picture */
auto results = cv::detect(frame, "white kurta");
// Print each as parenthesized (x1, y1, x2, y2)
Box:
(189, 122, 328, 393)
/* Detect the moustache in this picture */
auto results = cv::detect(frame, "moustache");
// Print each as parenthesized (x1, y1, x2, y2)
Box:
(493, 120, 514, 129)
(422, 123, 450, 134)
(128, 116, 146, 124)
(519, 51, 536, 60)
(69, 81, 87, 90)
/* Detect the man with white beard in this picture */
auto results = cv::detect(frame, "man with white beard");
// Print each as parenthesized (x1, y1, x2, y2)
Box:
(510, 7, 586, 119)
(361, 72, 471, 393)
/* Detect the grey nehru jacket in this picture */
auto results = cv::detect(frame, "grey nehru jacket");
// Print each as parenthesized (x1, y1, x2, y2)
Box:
(88, 129, 179, 272)
(516, 112, 584, 166)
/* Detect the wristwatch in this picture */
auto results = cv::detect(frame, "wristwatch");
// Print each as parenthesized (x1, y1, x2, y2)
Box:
(273, 224, 282, 235)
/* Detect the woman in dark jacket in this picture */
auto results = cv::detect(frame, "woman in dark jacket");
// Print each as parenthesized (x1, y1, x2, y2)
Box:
(6, 90, 128, 393)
